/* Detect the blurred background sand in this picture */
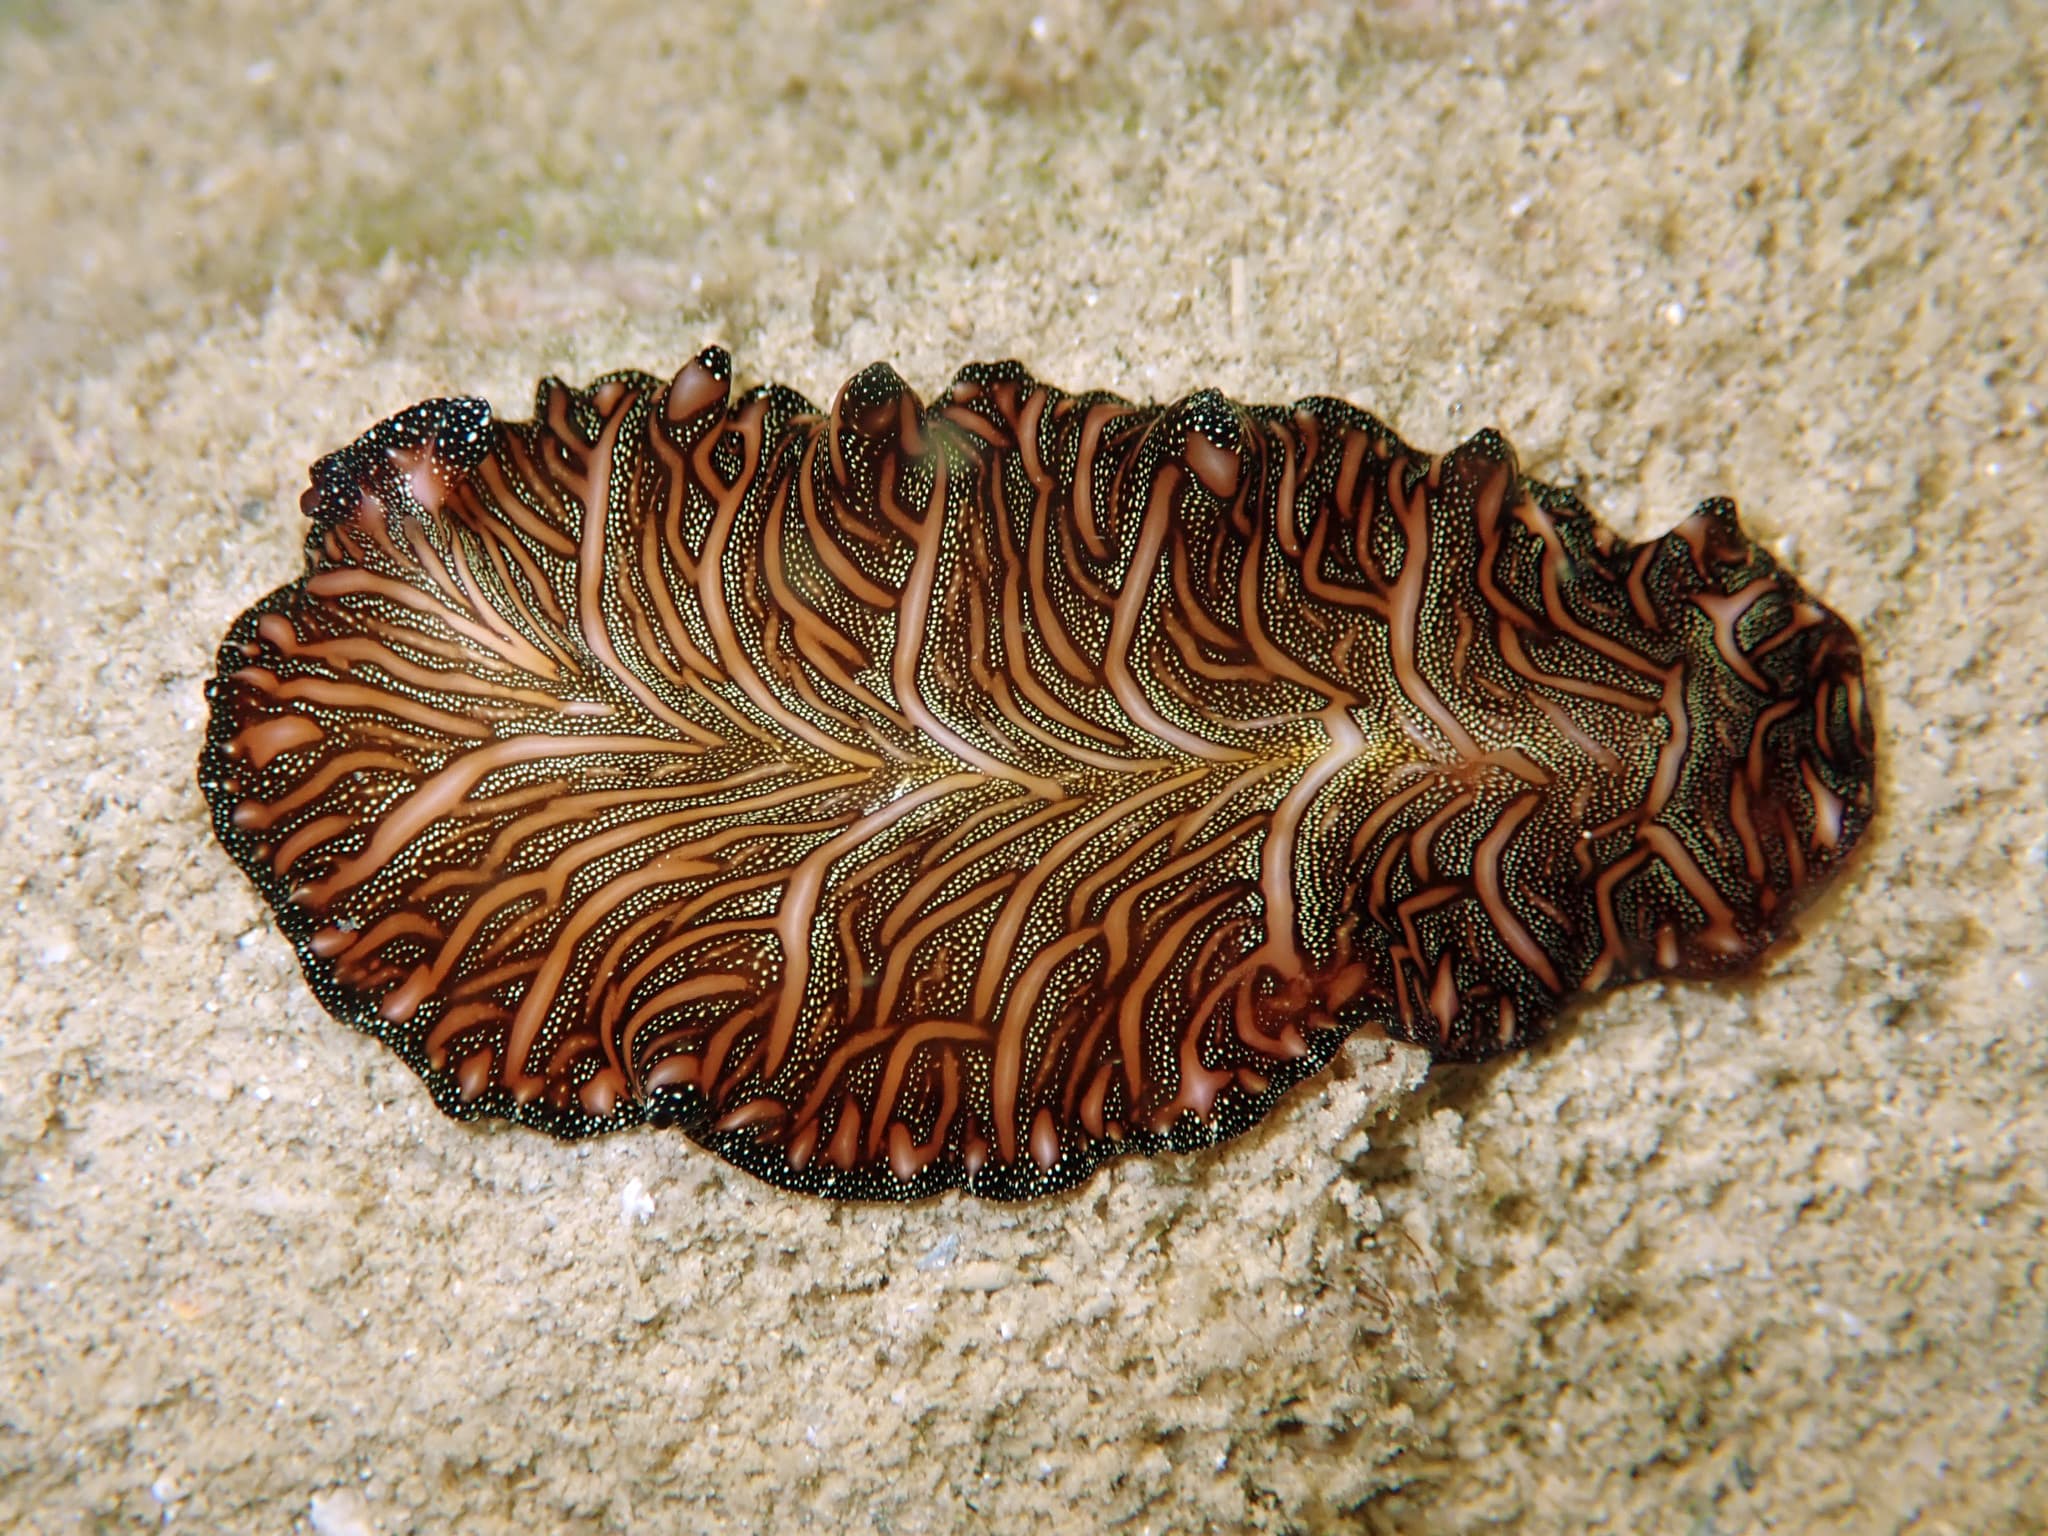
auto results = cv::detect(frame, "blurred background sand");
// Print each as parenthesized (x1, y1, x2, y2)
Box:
(2, 1, 2044, 1531)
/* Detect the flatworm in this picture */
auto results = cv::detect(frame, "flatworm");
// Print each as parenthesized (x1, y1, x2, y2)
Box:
(199, 349, 1875, 1201)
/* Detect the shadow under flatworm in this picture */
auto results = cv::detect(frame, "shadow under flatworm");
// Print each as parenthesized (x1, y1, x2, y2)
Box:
(198, 348, 1876, 1201)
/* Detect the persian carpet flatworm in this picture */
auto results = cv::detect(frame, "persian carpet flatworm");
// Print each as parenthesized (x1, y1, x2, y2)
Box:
(199, 348, 1876, 1200)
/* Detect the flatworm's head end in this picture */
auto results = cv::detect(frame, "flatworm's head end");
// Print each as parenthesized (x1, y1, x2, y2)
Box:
(297, 397, 495, 528)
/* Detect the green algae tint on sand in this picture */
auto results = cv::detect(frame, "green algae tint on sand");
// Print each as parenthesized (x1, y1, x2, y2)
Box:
(199, 349, 1876, 1201)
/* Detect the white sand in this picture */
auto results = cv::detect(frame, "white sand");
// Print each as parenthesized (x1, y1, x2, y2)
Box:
(3, 2, 2044, 1531)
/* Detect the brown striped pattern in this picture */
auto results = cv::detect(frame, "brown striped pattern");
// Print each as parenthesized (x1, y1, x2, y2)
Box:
(198, 349, 1876, 1200)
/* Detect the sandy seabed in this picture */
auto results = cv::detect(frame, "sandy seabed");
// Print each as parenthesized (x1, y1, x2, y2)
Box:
(2, 2, 2044, 1532)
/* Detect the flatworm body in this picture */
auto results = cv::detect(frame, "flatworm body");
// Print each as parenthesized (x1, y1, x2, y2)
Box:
(199, 349, 1875, 1200)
